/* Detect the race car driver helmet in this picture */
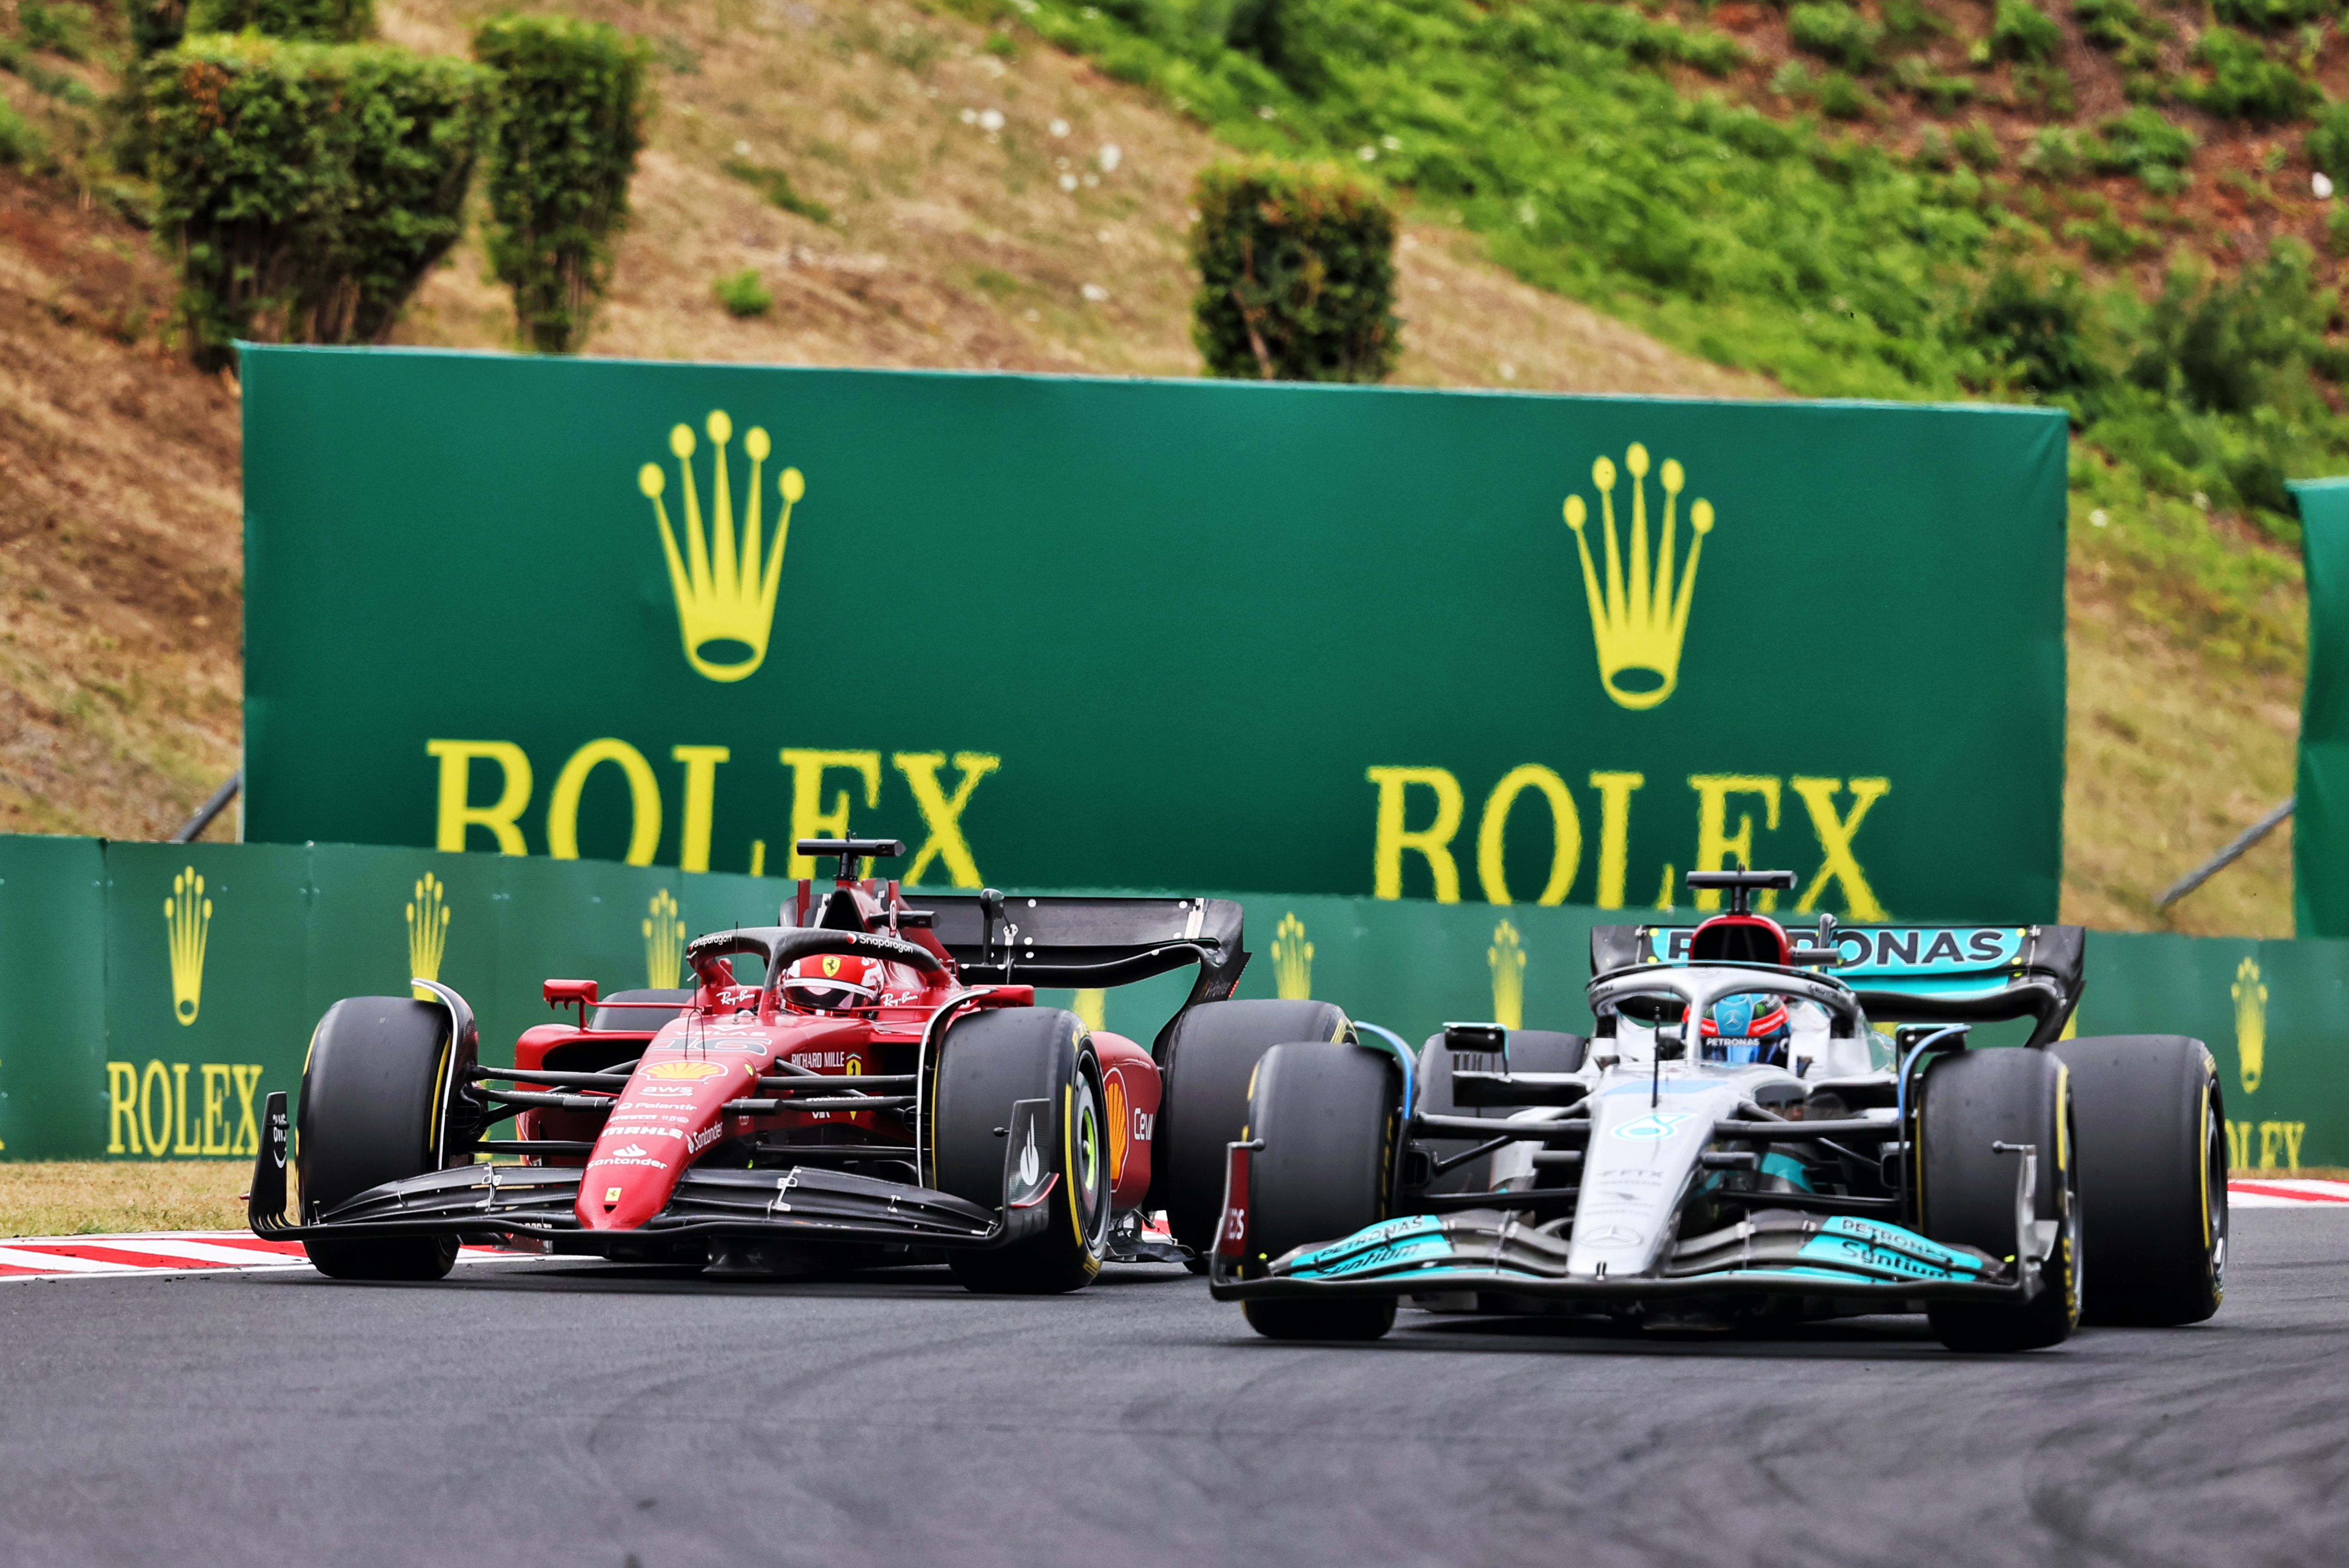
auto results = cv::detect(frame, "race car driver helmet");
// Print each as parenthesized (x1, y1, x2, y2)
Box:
(1698, 993, 1792, 1066)
(780, 953, 881, 1014)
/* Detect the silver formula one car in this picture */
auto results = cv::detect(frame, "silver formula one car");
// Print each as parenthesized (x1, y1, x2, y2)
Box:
(1208, 870, 2228, 1352)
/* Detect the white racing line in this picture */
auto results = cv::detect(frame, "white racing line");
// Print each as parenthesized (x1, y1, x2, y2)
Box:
(0, 1232, 546, 1283)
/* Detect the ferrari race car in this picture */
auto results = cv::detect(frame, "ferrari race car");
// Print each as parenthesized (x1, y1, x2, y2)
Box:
(248, 838, 1348, 1292)
(1208, 869, 2229, 1351)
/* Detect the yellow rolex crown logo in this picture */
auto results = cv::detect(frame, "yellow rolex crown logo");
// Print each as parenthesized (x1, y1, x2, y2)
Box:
(1563, 442, 1714, 711)
(164, 867, 212, 1026)
(639, 410, 804, 683)
(2232, 955, 2267, 1094)
(406, 872, 450, 1001)
(1272, 912, 1314, 1001)
(1488, 918, 1525, 1031)
(644, 889, 685, 989)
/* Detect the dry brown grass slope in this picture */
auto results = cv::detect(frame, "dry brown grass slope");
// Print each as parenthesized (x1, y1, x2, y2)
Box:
(0, 0, 2308, 933)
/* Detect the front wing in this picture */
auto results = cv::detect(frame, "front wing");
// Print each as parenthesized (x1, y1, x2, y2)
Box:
(246, 1091, 1057, 1254)
(1206, 1142, 2054, 1309)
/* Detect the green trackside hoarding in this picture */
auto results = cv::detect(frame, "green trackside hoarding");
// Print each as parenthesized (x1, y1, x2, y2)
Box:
(1, 835, 2337, 1168)
(239, 348, 2069, 923)
(2294, 477, 2349, 938)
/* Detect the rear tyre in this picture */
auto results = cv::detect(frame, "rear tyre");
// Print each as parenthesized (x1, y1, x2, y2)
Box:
(1158, 999, 1352, 1264)
(1917, 1047, 2080, 1353)
(934, 1008, 1113, 1294)
(2052, 1034, 2226, 1326)
(1238, 1042, 1401, 1342)
(297, 997, 469, 1282)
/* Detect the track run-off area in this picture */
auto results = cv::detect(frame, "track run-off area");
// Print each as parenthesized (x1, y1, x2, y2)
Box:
(0, 1205, 2342, 1567)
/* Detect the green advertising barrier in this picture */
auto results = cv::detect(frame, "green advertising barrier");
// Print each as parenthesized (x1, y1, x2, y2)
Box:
(241, 347, 2069, 922)
(2, 835, 2339, 1168)
(2293, 477, 2349, 938)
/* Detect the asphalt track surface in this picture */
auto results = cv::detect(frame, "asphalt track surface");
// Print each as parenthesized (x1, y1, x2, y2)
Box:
(0, 1211, 2342, 1568)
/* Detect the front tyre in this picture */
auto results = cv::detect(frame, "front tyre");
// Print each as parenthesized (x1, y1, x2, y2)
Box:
(1238, 1042, 1401, 1342)
(934, 1008, 1113, 1294)
(297, 996, 470, 1282)
(1158, 999, 1353, 1264)
(2052, 1034, 2226, 1326)
(1917, 1047, 2081, 1353)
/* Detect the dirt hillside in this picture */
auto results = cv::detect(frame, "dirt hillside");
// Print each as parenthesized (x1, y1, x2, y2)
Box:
(0, 0, 2304, 933)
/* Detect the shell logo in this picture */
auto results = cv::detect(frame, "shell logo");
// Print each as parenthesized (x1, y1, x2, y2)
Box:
(1105, 1071, 1130, 1184)
(647, 1060, 728, 1081)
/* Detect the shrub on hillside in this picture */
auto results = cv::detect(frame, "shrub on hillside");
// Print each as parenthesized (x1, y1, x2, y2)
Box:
(126, 0, 188, 58)
(2086, 105, 2195, 188)
(143, 35, 493, 367)
(1789, 3, 1881, 72)
(2187, 28, 2322, 122)
(183, 0, 373, 41)
(2074, 0, 2168, 68)
(1190, 157, 1399, 382)
(2213, 0, 2333, 34)
(473, 13, 652, 355)
(1968, 268, 2106, 398)
(713, 268, 771, 316)
(1988, 0, 2061, 63)
(0, 98, 46, 167)
(2127, 242, 2335, 416)
(2308, 100, 2349, 182)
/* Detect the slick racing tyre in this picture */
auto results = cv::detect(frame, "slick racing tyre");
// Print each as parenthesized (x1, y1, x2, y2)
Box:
(298, 997, 471, 1282)
(2052, 1035, 2226, 1326)
(1917, 1047, 2081, 1353)
(1239, 1042, 1402, 1342)
(934, 1008, 1113, 1294)
(1414, 1030, 1587, 1195)
(1158, 999, 1353, 1264)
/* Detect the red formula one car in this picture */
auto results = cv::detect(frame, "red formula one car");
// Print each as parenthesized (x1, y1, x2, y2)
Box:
(247, 838, 1336, 1292)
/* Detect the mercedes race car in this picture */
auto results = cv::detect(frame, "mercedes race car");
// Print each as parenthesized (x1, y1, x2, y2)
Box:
(248, 839, 1347, 1292)
(1208, 869, 2229, 1351)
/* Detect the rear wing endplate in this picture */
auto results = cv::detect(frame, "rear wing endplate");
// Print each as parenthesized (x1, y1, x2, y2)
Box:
(1590, 922, 2085, 1046)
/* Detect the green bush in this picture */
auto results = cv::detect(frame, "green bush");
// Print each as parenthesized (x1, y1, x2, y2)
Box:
(721, 157, 832, 223)
(2074, 0, 2167, 68)
(473, 13, 653, 355)
(713, 267, 772, 315)
(1968, 269, 2104, 397)
(1788, 3, 1880, 72)
(2213, 0, 2333, 33)
(143, 35, 492, 367)
(2021, 124, 2084, 179)
(2086, 105, 2195, 182)
(1818, 69, 1873, 118)
(0, 97, 46, 166)
(1953, 119, 2003, 169)
(1190, 157, 1399, 382)
(1988, 0, 2061, 63)
(183, 0, 374, 41)
(2127, 242, 2334, 416)
(19, 1, 97, 59)
(2307, 99, 2349, 181)
(2012, 61, 2074, 116)
(127, 0, 189, 58)
(2188, 27, 2323, 122)
(2064, 212, 2159, 262)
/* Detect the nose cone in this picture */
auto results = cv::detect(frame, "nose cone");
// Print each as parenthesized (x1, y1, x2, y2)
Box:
(575, 1055, 756, 1230)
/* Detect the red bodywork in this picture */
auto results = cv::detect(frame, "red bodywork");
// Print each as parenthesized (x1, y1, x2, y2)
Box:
(507, 875, 1161, 1233)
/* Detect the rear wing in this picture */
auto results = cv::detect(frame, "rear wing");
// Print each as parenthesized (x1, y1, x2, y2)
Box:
(1590, 922, 2084, 1047)
(911, 893, 1249, 1008)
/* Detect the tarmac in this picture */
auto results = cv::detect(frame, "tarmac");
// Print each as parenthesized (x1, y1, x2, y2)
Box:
(0, 1207, 2341, 1567)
